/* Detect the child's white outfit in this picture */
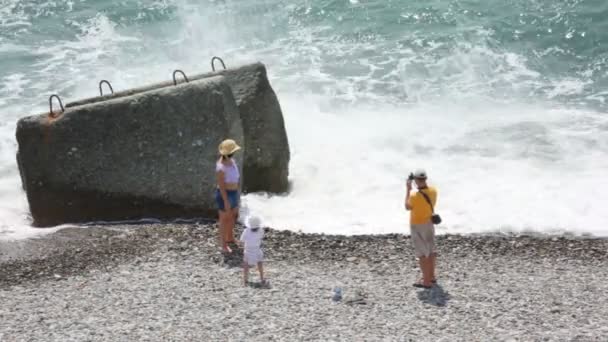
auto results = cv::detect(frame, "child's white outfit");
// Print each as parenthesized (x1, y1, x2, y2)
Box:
(240, 219, 264, 266)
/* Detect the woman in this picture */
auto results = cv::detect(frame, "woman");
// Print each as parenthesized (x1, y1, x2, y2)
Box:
(215, 139, 241, 253)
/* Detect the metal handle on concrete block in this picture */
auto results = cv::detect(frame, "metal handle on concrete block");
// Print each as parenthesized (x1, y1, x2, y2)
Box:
(211, 56, 226, 71)
(99, 80, 114, 96)
(49, 94, 64, 118)
(173, 70, 189, 85)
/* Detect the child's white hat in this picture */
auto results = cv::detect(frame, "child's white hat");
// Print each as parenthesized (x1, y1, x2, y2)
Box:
(246, 216, 262, 229)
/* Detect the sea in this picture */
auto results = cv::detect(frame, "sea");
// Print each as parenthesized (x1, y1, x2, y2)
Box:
(1, 0, 607, 239)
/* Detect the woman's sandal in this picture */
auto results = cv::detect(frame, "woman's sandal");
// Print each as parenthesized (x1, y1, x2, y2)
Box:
(221, 245, 233, 254)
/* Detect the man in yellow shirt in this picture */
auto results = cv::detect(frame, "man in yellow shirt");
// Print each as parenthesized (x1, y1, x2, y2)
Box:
(405, 169, 438, 289)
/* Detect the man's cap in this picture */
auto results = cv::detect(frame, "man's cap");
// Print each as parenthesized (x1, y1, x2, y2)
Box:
(413, 169, 427, 179)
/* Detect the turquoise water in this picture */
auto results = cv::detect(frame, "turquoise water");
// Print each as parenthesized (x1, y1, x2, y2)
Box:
(1, 0, 607, 238)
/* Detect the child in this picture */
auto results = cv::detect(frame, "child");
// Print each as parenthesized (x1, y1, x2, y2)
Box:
(239, 216, 265, 286)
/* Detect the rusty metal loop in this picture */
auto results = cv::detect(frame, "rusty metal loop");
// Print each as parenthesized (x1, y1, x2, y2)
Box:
(48, 94, 64, 118)
(99, 80, 114, 96)
(172, 70, 189, 86)
(211, 56, 226, 71)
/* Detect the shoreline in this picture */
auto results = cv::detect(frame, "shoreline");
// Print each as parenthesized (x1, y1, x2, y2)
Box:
(1, 222, 607, 288)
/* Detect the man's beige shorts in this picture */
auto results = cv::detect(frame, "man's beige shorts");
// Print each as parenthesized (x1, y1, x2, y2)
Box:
(410, 223, 436, 257)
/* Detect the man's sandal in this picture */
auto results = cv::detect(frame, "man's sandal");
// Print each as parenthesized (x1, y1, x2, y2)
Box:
(412, 282, 433, 289)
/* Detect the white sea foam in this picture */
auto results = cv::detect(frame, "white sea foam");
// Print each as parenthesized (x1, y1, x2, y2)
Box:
(242, 94, 608, 236)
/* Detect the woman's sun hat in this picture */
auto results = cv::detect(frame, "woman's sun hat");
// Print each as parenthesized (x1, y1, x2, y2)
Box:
(218, 139, 241, 156)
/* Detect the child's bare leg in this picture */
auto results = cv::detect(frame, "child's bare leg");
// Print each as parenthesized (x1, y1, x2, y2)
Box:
(243, 262, 249, 286)
(257, 262, 264, 282)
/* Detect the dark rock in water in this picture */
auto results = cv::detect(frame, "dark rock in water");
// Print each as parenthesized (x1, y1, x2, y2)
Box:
(16, 76, 243, 227)
(67, 62, 290, 194)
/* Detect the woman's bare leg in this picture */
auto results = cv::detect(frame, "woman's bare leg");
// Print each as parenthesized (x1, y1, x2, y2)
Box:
(218, 210, 224, 250)
(225, 207, 238, 243)
(219, 211, 231, 252)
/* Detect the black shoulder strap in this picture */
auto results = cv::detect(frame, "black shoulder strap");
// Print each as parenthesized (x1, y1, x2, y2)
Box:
(418, 189, 434, 213)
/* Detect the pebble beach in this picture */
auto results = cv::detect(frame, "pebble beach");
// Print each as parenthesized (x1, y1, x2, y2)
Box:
(1, 223, 607, 341)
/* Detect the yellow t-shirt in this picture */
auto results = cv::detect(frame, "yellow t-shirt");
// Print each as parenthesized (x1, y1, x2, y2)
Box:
(408, 187, 438, 225)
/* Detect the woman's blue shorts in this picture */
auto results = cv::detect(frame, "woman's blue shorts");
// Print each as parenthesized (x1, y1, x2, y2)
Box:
(215, 189, 239, 211)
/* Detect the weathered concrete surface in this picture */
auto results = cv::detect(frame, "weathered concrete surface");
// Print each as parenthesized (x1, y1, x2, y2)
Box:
(16, 76, 243, 227)
(67, 62, 290, 194)
(214, 64, 290, 194)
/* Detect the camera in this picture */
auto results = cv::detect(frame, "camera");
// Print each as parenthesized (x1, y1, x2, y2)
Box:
(408, 173, 414, 181)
